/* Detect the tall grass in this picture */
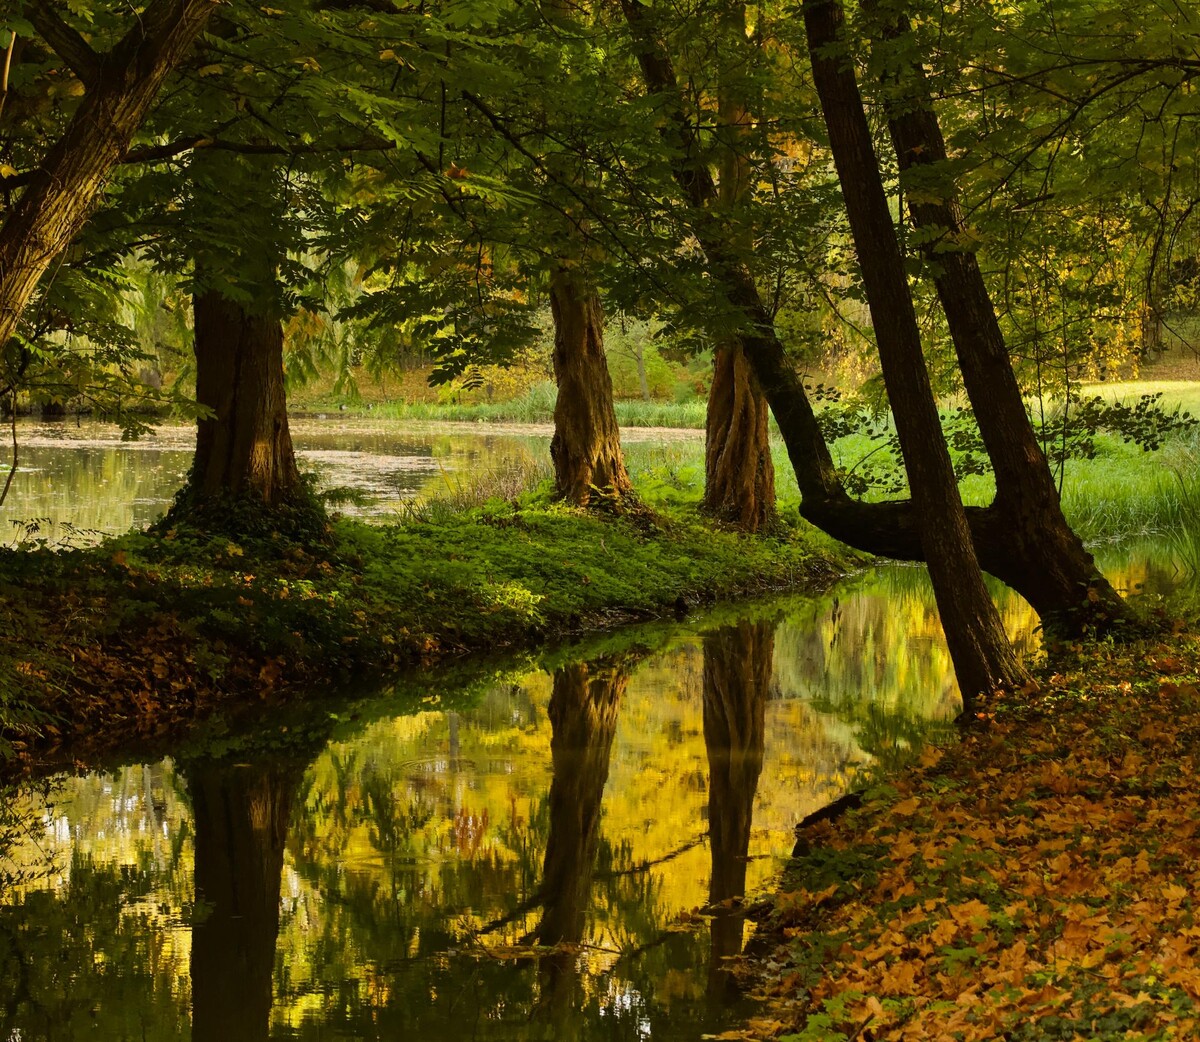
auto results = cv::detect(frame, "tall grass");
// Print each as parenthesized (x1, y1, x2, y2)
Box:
(338, 380, 708, 429)
(1166, 434, 1200, 574)
(397, 455, 554, 523)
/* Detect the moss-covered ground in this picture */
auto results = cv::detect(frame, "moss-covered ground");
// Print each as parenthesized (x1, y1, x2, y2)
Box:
(0, 492, 855, 767)
(737, 626, 1200, 1041)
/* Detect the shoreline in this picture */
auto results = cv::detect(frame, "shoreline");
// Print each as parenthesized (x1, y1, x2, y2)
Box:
(0, 501, 858, 777)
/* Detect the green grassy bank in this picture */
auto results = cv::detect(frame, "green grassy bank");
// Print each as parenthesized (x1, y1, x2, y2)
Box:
(0, 491, 855, 765)
(738, 627, 1200, 1041)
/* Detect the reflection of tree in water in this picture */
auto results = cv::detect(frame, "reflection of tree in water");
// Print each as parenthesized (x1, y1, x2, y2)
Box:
(702, 622, 769, 1002)
(534, 657, 627, 1021)
(187, 755, 308, 1042)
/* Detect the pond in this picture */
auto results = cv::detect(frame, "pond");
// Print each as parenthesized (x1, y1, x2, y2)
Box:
(0, 418, 699, 543)
(0, 418, 1186, 1040)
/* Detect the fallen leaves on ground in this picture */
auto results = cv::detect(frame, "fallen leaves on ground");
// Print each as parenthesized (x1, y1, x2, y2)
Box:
(740, 629, 1200, 1041)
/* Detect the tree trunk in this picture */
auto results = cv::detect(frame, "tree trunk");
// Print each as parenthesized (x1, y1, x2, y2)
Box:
(634, 342, 652, 402)
(704, 344, 776, 531)
(535, 658, 626, 1015)
(188, 281, 302, 507)
(803, 0, 1028, 701)
(867, 2, 1129, 633)
(617, 0, 1120, 638)
(549, 264, 635, 507)
(188, 757, 304, 1042)
(703, 621, 769, 1001)
(703, 6, 776, 531)
(0, 0, 216, 352)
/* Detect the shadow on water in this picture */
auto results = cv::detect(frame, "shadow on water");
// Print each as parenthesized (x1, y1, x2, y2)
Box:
(0, 536, 1187, 1041)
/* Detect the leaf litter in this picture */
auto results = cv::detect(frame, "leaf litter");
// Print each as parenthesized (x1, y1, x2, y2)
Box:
(737, 629, 1200, 1041)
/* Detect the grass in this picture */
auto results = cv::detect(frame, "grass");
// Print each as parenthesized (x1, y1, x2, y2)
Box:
(1082, 377, 1200, 415)
(0, 481, 856, 765)
(302, 379, 711, 429)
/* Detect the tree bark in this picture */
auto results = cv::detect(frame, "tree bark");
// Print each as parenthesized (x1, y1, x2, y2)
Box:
(188, 757, 304, 1042)
(549, 264, 635, 507)
(803, 0, 1028, 700)
(866, 2, 1129, 632)
(703, 3, 776, 531)
(0, 0, 217, 353)
(188, 279, 302, 507)
(703, 621, 769, 1001)
(704, 344, 776, 530)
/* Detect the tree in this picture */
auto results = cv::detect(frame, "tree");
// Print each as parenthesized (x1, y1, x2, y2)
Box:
(0, 0, 217, 358)
(616, 0, 1123, 637)
(473, 0, 637, 509)
(701, 0, 775, 532)
(178, 153, 304, 513)
(862, 0, 1129, 631)
(548, 263, 635, 506)
(802, 0, 1027, 699)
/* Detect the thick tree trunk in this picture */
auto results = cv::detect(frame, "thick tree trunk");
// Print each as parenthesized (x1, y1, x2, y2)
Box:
(0, 0, 216, 351)
(703, 621, 769, 1001)
(549, 265, 635, 507)
(803, 0, 1028, 700)
(188, 758, 304, 1042)
(535, 658, 626, 1015)
(704, 344, 776, 530)
(702, 6, 776, 531)
(617, 0, 1120, 638)
(189, 283, 302, 506)
(867, 4, 1129, 632)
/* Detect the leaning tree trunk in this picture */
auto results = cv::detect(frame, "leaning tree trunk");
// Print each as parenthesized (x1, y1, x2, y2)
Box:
(535, 657, 626, 1018)
(702, 2, 775, 531)
(0, 0, 216, 352)
(803, 0, 1028, 701)
(549, 264, 635, 507)
(188, 279, 302, 507)
(866, 2, 1129, 633)
(616, 0, 1119, 639)
(703, 621, 769, 1001)
(187, 756, 305, 1042)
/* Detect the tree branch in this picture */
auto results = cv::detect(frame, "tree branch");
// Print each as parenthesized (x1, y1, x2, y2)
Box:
(27, 5, 101, 86)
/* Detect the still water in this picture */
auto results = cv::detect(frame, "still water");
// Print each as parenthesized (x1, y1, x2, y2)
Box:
(0, 418, 699, 542)
(0, 418, 1183, 1040)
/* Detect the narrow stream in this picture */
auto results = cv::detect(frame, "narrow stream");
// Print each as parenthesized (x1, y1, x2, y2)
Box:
(0, 419, 1186, 1040)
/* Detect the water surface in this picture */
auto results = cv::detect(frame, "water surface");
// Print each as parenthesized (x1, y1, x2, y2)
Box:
(0, 418, 1187, 1039)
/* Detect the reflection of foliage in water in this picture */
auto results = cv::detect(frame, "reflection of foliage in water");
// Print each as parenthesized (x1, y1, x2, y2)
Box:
(0, 573, 974, 1041)
(772, 565, 1039, 740)
(0, 852, 192, 1038)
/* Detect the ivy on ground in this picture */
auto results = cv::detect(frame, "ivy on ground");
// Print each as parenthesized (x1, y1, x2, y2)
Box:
(736, 631, 1200, 1041)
